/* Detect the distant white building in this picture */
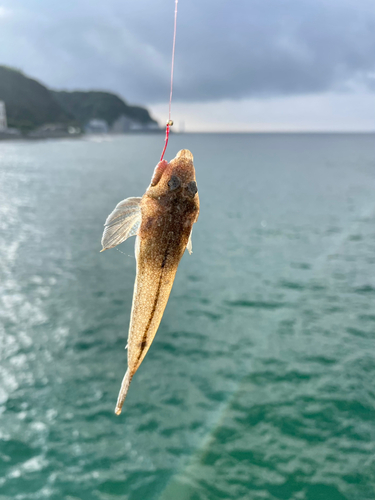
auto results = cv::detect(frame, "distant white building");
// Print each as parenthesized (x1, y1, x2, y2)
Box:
(0, 101, 7, 130)
(128, 121, 160, 132)
(84, 119, 109, 134)
(111, 115, 135, 133)
(28, 123, 81, 138)
(111, 115, 160, 133)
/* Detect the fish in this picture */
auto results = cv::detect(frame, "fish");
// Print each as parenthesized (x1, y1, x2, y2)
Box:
(101, 149, 200, 415)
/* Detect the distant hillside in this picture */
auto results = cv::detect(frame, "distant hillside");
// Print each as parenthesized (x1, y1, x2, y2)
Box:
(0, 65, 158, 133)
(51, 90, 158, 127)
(0, 66, 74, 133)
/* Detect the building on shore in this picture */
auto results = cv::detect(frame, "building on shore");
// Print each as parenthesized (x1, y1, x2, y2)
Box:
(28, 123, 81, 139)
(0, 101, 21, 139)
(84, 119, 109, 134)
(0, 101, 7, 130)
(111, 115, 134, 133)
(110, 114, 161, 133)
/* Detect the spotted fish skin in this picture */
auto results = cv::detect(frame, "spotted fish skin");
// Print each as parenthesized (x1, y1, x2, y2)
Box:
(101, 149, 199, 414)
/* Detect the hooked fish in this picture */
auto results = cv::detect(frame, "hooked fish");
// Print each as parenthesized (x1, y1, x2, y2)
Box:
(101, 149, 200, 414)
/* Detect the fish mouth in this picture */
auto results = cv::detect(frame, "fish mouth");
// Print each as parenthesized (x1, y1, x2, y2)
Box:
(175, 149, 194, 161)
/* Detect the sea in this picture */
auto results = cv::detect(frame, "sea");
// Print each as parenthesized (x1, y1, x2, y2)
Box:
(0, 133, 374, 500)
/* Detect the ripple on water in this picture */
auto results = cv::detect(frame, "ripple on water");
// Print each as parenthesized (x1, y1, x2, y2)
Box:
(354, 285, 375, 294)
(225, 300, 286, 309)
(279, 280, 306, 291)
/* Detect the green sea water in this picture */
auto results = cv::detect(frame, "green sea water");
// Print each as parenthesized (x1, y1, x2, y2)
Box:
(0, 133, 374, 500)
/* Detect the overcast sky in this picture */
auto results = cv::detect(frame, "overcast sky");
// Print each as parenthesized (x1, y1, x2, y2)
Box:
(0, 0, 374, 131)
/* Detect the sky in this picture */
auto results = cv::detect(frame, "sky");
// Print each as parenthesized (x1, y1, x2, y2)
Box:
(0, 0, 374, 131)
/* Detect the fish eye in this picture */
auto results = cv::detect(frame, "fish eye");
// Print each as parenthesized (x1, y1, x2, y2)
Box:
(186, 181, 198, 198)
(168, 175, 181, 191)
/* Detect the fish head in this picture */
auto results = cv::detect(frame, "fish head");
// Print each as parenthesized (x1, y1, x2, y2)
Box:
(147, 150, 199, 206)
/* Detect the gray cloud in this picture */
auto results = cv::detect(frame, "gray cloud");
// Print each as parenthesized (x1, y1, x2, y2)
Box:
(0, 0, 374, 105)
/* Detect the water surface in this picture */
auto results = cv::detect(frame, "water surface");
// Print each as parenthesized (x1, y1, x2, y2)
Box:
(0, 133, 375, 499)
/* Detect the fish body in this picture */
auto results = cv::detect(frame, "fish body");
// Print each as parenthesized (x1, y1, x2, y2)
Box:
(101, 149, 199, 414)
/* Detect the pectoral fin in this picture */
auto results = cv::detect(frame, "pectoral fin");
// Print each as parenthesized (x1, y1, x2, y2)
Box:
(187, 229, 193, 255)
(101, 197, 141, 251)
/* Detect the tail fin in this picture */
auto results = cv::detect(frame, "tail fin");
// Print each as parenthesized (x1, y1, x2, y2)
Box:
(115, 369, 132, 415)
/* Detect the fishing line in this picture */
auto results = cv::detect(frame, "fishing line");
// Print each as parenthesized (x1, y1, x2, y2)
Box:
(115, 247, 134, 259)
(160, 0, 179, 161)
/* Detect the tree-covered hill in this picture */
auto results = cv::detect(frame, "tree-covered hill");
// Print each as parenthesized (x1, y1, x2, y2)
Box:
(0, 65, 158, 133)
(51, 90, 157, 127)
(0, 66, 74, 133)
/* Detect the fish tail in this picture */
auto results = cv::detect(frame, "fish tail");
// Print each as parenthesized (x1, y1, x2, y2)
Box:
(115, 369, 132, 415)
